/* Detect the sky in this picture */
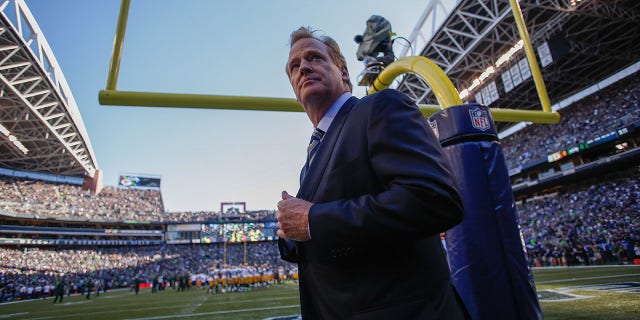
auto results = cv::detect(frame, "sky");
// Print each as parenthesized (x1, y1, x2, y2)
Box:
(21, 0, 455, 212)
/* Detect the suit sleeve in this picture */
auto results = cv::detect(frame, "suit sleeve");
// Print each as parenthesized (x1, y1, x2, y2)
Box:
(308, 90, 464, 247)
(278, 238, 298, 263)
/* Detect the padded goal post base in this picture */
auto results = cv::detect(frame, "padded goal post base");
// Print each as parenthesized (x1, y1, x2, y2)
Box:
(429, 104, 543, 320)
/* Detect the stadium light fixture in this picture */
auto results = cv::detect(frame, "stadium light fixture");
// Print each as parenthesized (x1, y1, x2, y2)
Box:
(570, 0, 583, 7)
(459, 40, 524, 100)
(496, 40, 524, 68)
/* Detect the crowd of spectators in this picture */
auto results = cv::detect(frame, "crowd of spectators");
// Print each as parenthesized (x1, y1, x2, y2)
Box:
(161, 210, 275, 223)
(0, 241, 291, 302)
(0, 175, 275, 223)
(501, 72, 640, 170)
(518, 171, 640, 267)
(0, 177, 164, 221)
(499, 72, 640, 267)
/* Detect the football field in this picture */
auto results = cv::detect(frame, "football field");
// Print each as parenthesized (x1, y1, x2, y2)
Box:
(1, 265, 638, 319)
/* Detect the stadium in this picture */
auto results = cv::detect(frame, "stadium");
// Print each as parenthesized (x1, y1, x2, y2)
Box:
(1, 0, 639, 319)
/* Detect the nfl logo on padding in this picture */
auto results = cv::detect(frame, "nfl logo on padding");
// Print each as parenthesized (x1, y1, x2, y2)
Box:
(469, 107, 490, 131)
(428, 119, 439, 139)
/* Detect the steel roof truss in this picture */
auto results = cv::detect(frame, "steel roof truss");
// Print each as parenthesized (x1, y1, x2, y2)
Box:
(43, 112, 63, 122)
(10, 75, 39, 85)
(430, 45, 454, 69)
(0, 44, 18, 52)
(0, 46, 19, 65)
(432, 41, 463, 56)
(444, 26, 479, 40)
(52, 122, 71, 131)
(67, 140, 81, 147)
(32, 100, 56, 110)
(0, 60, 30, 71)
(60, 132, 76, 139)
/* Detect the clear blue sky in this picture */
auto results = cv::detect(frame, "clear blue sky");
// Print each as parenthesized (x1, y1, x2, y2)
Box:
(25, 0, 449, 212)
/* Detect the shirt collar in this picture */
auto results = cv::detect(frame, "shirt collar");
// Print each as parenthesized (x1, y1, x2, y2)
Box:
(317, 92, 351, 133)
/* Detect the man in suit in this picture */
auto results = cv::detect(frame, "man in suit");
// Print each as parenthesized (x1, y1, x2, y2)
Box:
(277, 26, 468, 319)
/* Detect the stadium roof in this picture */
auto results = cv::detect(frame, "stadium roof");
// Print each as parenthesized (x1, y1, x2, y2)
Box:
(396, 0, 640, 132)
(0, 1, 97, 178)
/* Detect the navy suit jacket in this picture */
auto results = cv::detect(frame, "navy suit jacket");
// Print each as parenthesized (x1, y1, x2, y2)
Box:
(279, 89, 468, 319)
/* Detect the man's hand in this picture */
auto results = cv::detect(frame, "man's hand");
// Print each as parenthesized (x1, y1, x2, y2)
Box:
(276, 191, 313, 241)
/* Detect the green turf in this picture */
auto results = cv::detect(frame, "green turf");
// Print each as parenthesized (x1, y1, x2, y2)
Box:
(0, 284, 301, 320)
(1, 266, 638, 319)
(535, 265, 640, 319)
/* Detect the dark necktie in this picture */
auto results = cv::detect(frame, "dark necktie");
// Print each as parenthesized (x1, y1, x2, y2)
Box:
(300, 128, 325, 183)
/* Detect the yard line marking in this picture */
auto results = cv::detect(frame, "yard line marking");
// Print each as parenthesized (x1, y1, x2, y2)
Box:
(61, 300, 91, 305)
(560, 282, 640, 294)
(536, 273, 640, 284)
(125, 304, 300, 320)
(177, 295, 207, 315)
(533, 265, 640, 270)
(211, 296, 297, 305)
(0, 313, 28, 319)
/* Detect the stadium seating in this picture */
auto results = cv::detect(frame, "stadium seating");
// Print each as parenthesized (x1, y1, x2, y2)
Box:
(0, 175, 275, 223)
(518, 172, 640, 267)
(501, 72, 640, 170)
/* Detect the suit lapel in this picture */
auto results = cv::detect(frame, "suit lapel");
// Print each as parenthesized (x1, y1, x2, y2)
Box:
(297, 96, 358, 201)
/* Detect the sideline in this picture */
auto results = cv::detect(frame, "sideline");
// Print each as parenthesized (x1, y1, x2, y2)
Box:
(536, 273, 640, 284)
(125, 305, 300, 320)
(0, 288, 129, 305)
(532, 264, 640, 271)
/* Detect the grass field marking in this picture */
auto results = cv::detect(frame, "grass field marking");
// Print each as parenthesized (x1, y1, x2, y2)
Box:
(40, 291, 297, 317)
(559, 282, 640, 294)
(0, 299, 32, 305)
(566, 283, 633, 291)
(211, 295, 298, 305)
(536, 273, 640, 284)
(0, 288, 133, 307)
(60, 300, 92, 306)
(537, 289, 593, 302)
(532, 265, 640, 271)
(0, 313, 28, 319)
(47, 303, 187, 318)
(616, 288, 640, 293)
(124, 304, 301, 320)
(177, 294, 208, 315)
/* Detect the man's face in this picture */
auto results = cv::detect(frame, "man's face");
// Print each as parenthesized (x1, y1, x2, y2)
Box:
(287, 38, 348, 112)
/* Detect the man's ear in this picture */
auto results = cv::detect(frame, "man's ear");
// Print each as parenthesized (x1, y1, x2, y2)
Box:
(341, 67, 349, 81)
